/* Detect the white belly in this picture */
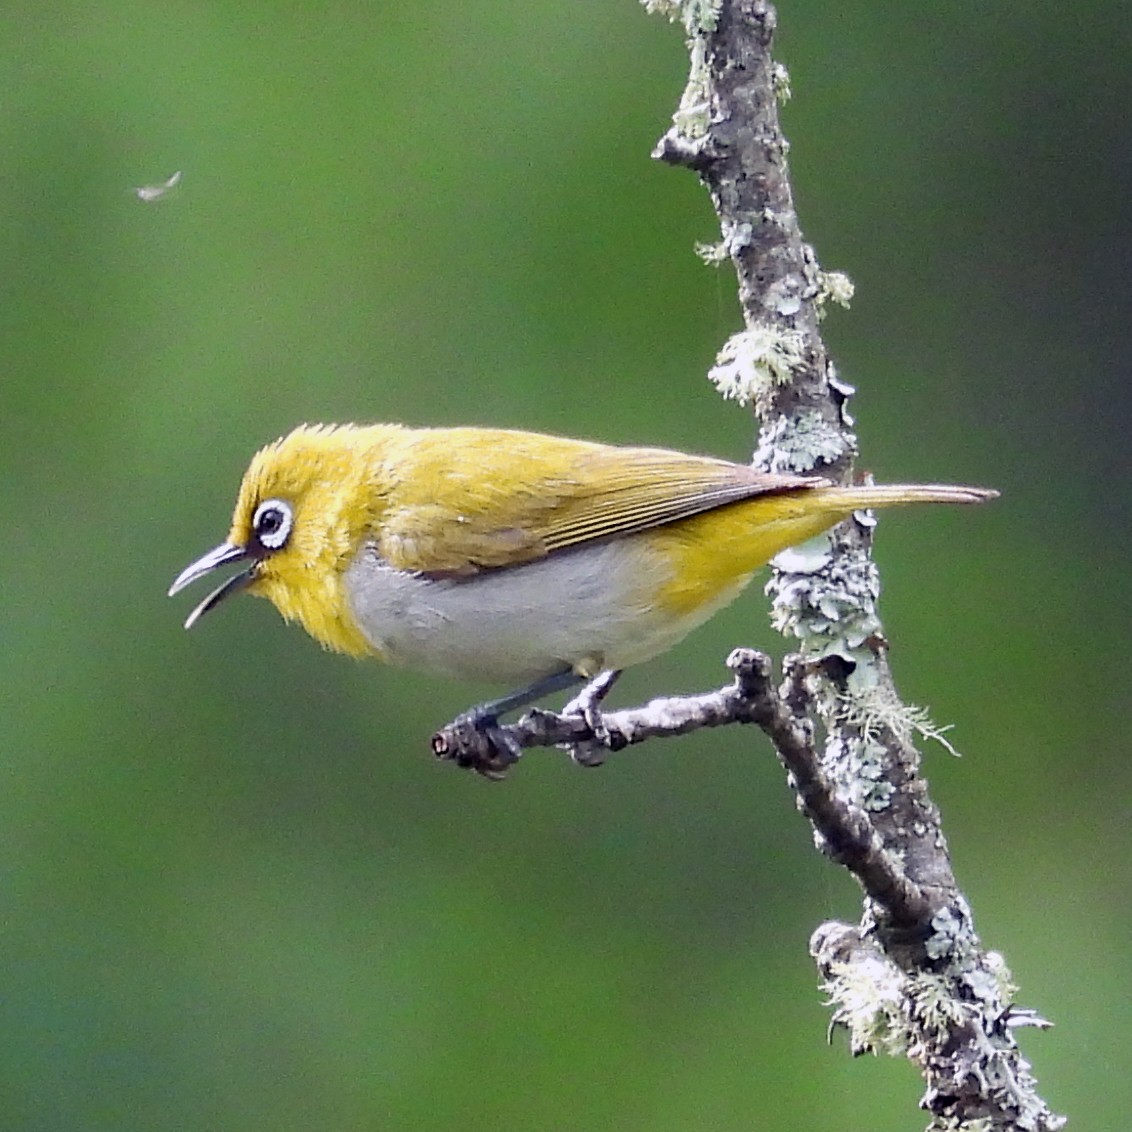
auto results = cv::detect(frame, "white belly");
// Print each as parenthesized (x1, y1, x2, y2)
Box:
(342, 538, 737, 686)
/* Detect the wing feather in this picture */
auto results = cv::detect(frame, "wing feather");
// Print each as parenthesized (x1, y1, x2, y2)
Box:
(373, 429, 826, 575)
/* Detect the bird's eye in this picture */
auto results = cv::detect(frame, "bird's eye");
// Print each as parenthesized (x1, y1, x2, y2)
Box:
(252, 498, 293, 551)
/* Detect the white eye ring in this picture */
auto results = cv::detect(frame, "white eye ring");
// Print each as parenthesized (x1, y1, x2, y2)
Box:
(252, 498, 293, 550)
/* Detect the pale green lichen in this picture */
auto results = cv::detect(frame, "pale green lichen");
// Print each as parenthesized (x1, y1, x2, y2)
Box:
(925, 907, 966, 962)
(772, 62, 792, 103)
(682, 0, 722, 34)
(837, 736, 896, 812)
(672, 34, 712, 139)
(821, 949, 910, 1057)
(694, 238, 729, 265)
(766, 529, 880, 657)
(909, 711, 961, 758)
(818, 925, 1064, 1130)
(817, 269, 855, 311)
(858, 742, 897, 811)
(767, 520, 962, 766)
(927, 1118, 994, 1132)
(963, 952, 1018, 1008)
(984, 951, 1018, 1003)
(907, 972, 970, 1035)
(825, 955, 985, 1062)
(765, 516, 964, 815)
(819, 902, 1060, 1127)
(724, 220, 754, 254)
(696, 220, 754, 266)
(708, 325, 807, 409)
(639, 0, 683, 19)
(767, 534, 833, 576)
(753, 408, 851, 472)
(643, 0, 721, 139)
(835, 682, 962, 759)
(639, 0, 720, 32)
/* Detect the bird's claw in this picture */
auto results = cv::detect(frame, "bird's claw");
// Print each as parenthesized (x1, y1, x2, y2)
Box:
(431, 712, 522, 780)
(431, 670, 624, 776)
(561, 670, 623, 767)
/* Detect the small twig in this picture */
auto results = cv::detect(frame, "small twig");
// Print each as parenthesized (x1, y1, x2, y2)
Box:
(432, 649, 774, 777)
(435, 650, 934, 930)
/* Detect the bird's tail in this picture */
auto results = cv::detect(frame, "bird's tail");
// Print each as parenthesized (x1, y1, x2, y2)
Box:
(806, 483, 999, 511)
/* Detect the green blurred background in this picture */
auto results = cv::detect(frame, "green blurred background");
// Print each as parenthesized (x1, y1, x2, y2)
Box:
(1, 2, 1128, 1129)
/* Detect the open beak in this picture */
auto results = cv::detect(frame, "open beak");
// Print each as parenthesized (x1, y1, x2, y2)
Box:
(168, 542, 257, 629)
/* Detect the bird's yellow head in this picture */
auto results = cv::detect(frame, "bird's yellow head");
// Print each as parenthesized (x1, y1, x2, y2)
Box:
(170, 423, 402, 656)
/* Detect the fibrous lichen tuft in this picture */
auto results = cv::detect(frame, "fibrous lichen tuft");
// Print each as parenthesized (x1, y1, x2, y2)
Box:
(708, 325, 807, 410)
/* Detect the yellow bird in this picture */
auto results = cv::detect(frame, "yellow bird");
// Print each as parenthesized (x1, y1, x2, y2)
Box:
(170, 423, 995, 733)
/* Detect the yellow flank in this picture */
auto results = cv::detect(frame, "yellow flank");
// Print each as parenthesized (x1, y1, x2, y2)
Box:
(645, 494, 848, 618)
(172, 423, 996, 678)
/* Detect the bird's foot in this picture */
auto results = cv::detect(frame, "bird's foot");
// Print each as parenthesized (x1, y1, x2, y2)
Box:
(430, 670, 623, 777)
(431, 709, 522, 780)
(560, 670, 623, 767)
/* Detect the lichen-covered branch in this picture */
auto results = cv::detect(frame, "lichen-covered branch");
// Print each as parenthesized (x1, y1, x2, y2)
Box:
(431, 4, 1060, 1126)
(644, 1, 1063, 1128)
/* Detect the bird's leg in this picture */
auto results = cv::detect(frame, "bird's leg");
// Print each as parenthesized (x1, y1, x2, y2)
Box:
(433, 668, 584, 778)
(469, 668, 584, 722)
(561, 670, 623, 767)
